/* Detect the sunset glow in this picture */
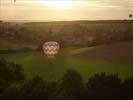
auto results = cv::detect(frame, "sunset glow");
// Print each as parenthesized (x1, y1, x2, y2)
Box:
(1, 0, 133, 21)
(41, 0, 80, 9)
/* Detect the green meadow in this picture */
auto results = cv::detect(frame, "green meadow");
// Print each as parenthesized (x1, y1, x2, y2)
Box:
(0, 47, 133, 81)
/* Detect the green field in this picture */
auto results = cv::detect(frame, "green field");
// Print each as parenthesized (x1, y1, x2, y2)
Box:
(0, 47, 133, 81)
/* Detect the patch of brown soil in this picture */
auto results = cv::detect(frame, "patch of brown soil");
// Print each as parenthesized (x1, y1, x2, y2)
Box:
(76, 41, 133, 64)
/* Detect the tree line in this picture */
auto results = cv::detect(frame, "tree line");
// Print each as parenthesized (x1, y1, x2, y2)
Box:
(0, 58, 133, 100)
(1, 21, 133, 49)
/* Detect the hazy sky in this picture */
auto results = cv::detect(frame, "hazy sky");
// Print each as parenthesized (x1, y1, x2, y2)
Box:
(0, 0, 133, 21)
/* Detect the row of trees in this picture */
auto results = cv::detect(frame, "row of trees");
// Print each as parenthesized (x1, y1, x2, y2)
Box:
(0, 58, 133, 100)
(1, 21, 133, 49)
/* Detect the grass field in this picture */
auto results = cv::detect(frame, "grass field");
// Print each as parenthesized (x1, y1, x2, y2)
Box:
(0, 45, 133, 81)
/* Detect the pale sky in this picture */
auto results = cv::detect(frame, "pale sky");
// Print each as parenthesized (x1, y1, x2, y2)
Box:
(0, 0, 133, 21)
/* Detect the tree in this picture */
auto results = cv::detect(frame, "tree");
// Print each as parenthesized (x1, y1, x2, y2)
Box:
(0, 76, 50, 100)
(0, 58, 25, 93)
(87, 73, 121, 100)
(121, 78, 133, 100)
(20, 76, 49, 100)
(0, 83, 22, 100)
(61, 69, 86, 100)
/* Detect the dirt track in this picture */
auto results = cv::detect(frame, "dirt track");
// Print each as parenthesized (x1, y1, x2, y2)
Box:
(76, 41, 133, 64)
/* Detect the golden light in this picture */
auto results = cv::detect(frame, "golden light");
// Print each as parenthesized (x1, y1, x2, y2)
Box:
(42, 0, 80, 9)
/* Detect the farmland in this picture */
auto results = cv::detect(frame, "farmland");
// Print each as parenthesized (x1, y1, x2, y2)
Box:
(0, 20, 133, 81)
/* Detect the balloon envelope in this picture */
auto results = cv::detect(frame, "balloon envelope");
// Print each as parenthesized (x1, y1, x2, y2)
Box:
(129, 14, 132, 18)
(42, 41, 60, 58)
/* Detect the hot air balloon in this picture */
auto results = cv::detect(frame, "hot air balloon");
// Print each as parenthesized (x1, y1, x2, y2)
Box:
(129, 14, 132, 19)
(42, 41, 60, 58)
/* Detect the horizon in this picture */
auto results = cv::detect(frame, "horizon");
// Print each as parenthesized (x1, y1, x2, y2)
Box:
(2, 19, 133, 23)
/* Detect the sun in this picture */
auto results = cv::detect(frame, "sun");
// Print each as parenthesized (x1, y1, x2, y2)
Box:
(42, 0, 80, 9)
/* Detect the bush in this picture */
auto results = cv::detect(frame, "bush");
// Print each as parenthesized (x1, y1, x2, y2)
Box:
(0, 58, 25, 92)
(87, 73, 121, 100)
